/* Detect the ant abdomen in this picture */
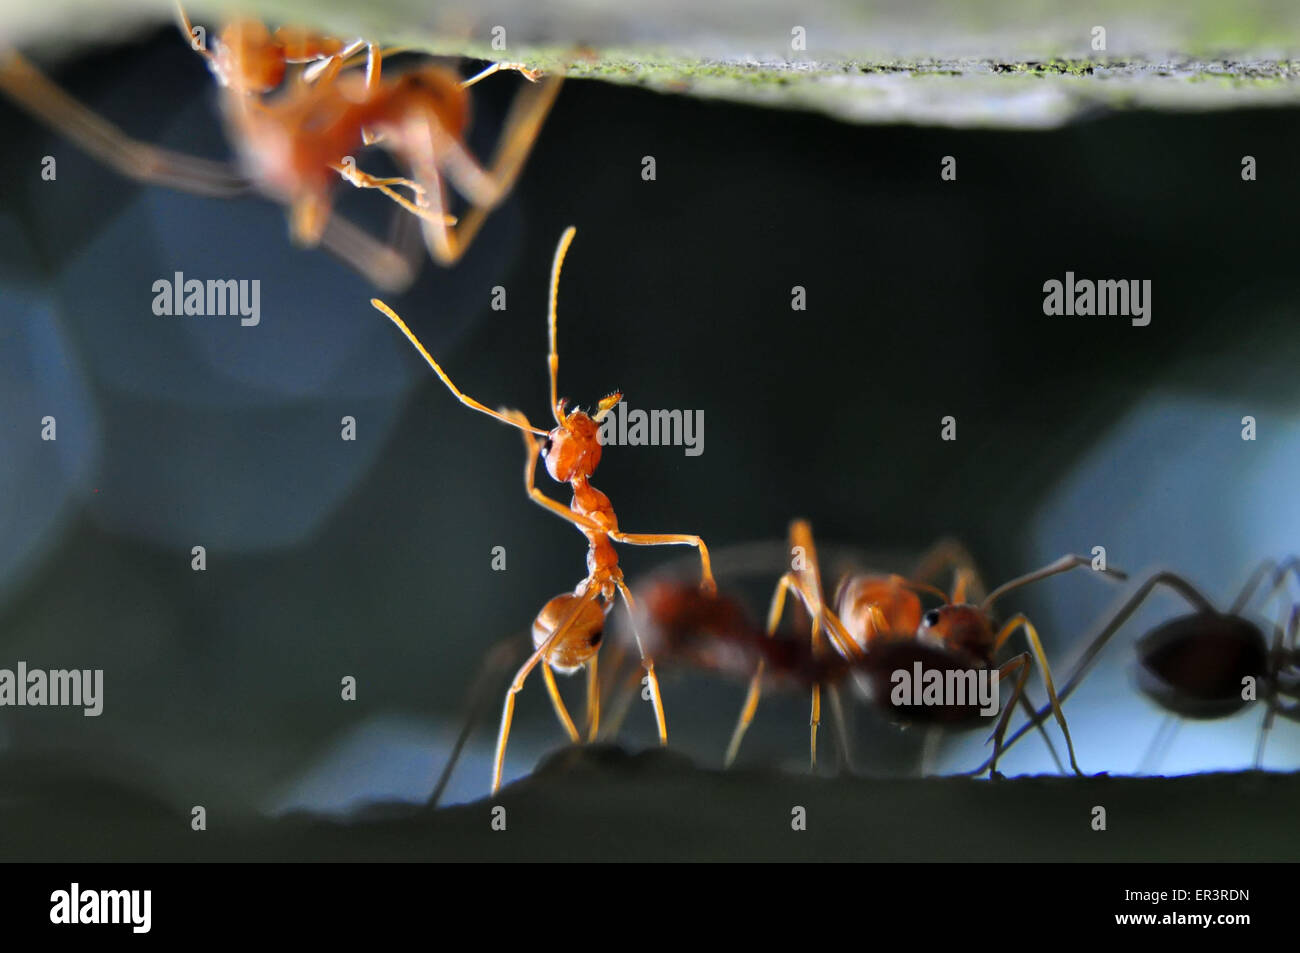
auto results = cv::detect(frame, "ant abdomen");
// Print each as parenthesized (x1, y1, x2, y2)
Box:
(533, 592, 609, 674)
(1135, 613, 1268, 718)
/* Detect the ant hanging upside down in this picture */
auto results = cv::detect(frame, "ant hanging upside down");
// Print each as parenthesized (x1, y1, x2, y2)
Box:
(0, 4, 561, 289)
(372, 226, 716, 793)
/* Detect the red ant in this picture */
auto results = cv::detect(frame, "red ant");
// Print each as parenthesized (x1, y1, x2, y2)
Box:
(0, 5, 560, 289)
(988, 559, 1300, 772)
(715, 520, 1125, 775)
(629, 571, 1071, 774)
(371, 226, 716, 794)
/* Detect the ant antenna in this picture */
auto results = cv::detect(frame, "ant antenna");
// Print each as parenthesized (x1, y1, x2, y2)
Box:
(370, 298, 549, 436)
(980, 554, 1126, 613)
(549, 225, 577, 425)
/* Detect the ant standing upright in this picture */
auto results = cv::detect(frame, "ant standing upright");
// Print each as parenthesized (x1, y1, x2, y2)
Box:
(372, 226, 716, 793)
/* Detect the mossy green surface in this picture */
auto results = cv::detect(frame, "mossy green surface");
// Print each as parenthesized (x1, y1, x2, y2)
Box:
(6, 1, 1300, 127)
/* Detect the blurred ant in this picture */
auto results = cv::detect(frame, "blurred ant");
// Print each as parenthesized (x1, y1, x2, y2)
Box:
(723, 520, 1125, 775)
(0, 5, 560, 289)
(372, 226, 716, 794)
(990, 558, 1300, 772)
(633, 570, 1068, 774)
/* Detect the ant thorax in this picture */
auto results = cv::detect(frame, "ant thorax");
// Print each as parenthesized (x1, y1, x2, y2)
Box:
(836, 576, 923, 650)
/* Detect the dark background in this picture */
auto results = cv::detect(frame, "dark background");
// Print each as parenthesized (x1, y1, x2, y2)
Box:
(1, 26, 1298, 820)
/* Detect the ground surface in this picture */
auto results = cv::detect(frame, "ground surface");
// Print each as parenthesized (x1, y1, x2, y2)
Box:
(2, 746, 1296, 861)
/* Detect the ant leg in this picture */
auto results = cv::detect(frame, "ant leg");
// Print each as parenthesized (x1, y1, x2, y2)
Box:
(616, 581, 668, 745)
(597, 666, 645, 742)
(317, 211, 422, 290)
(784, 522, 836, 771)
(1017, 683, 1066, 772)
(369, 303, 550, 434)
(1139, 712, 1181, 775)
(594, 633, 628, 738)
(986, 654, 1031, 776)
(439, 74, 562, 207)
(298, 39, 367, 87)
(994, 613, 1082, 774)
(406, 76, 563, 265)
(1256, 605, 1297, 767)
(493, 583, 603, 794)
(586, 656, 600, 742)
(1227, 558, 1280, 615)
(919, 726, 944, 777)
(991, 569, 1218, 764)
(1261, 557, 1300, 616)
(332, 161, 472, 241)
(609, 532, 717, 595)
(428, 634, 525, 808)
(314, 43, 407, 83)
(174, 3, 213, 63)
(364, 42, 383, 94)
(961, 682, 1065, 774)
(787, 520, 826, 604)
(332, 160, 430, 203)
(461, 61, 542, 87)
(909, 538, 988, 604)
(0, 52, 249, 197)
(539, 663, 581, 743)
(809, 683, 822, 771)
(725, 571, 796, 766)
(826, 682, 856, 774)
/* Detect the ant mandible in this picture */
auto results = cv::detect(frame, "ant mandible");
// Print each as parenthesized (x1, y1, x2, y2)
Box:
(989, 558, 1300, 772)
(372, 226, 716, 793)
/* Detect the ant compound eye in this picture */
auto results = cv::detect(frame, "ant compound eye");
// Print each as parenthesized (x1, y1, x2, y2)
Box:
(587, 629, 603, 647)
(923, 609, 941, 628)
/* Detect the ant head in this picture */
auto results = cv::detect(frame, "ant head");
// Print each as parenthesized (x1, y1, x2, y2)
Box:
(541, 393, 620, 483)
(917, 604, 995, 659)
(533, 592, 608, 674)
(214, 21, 286, 93)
